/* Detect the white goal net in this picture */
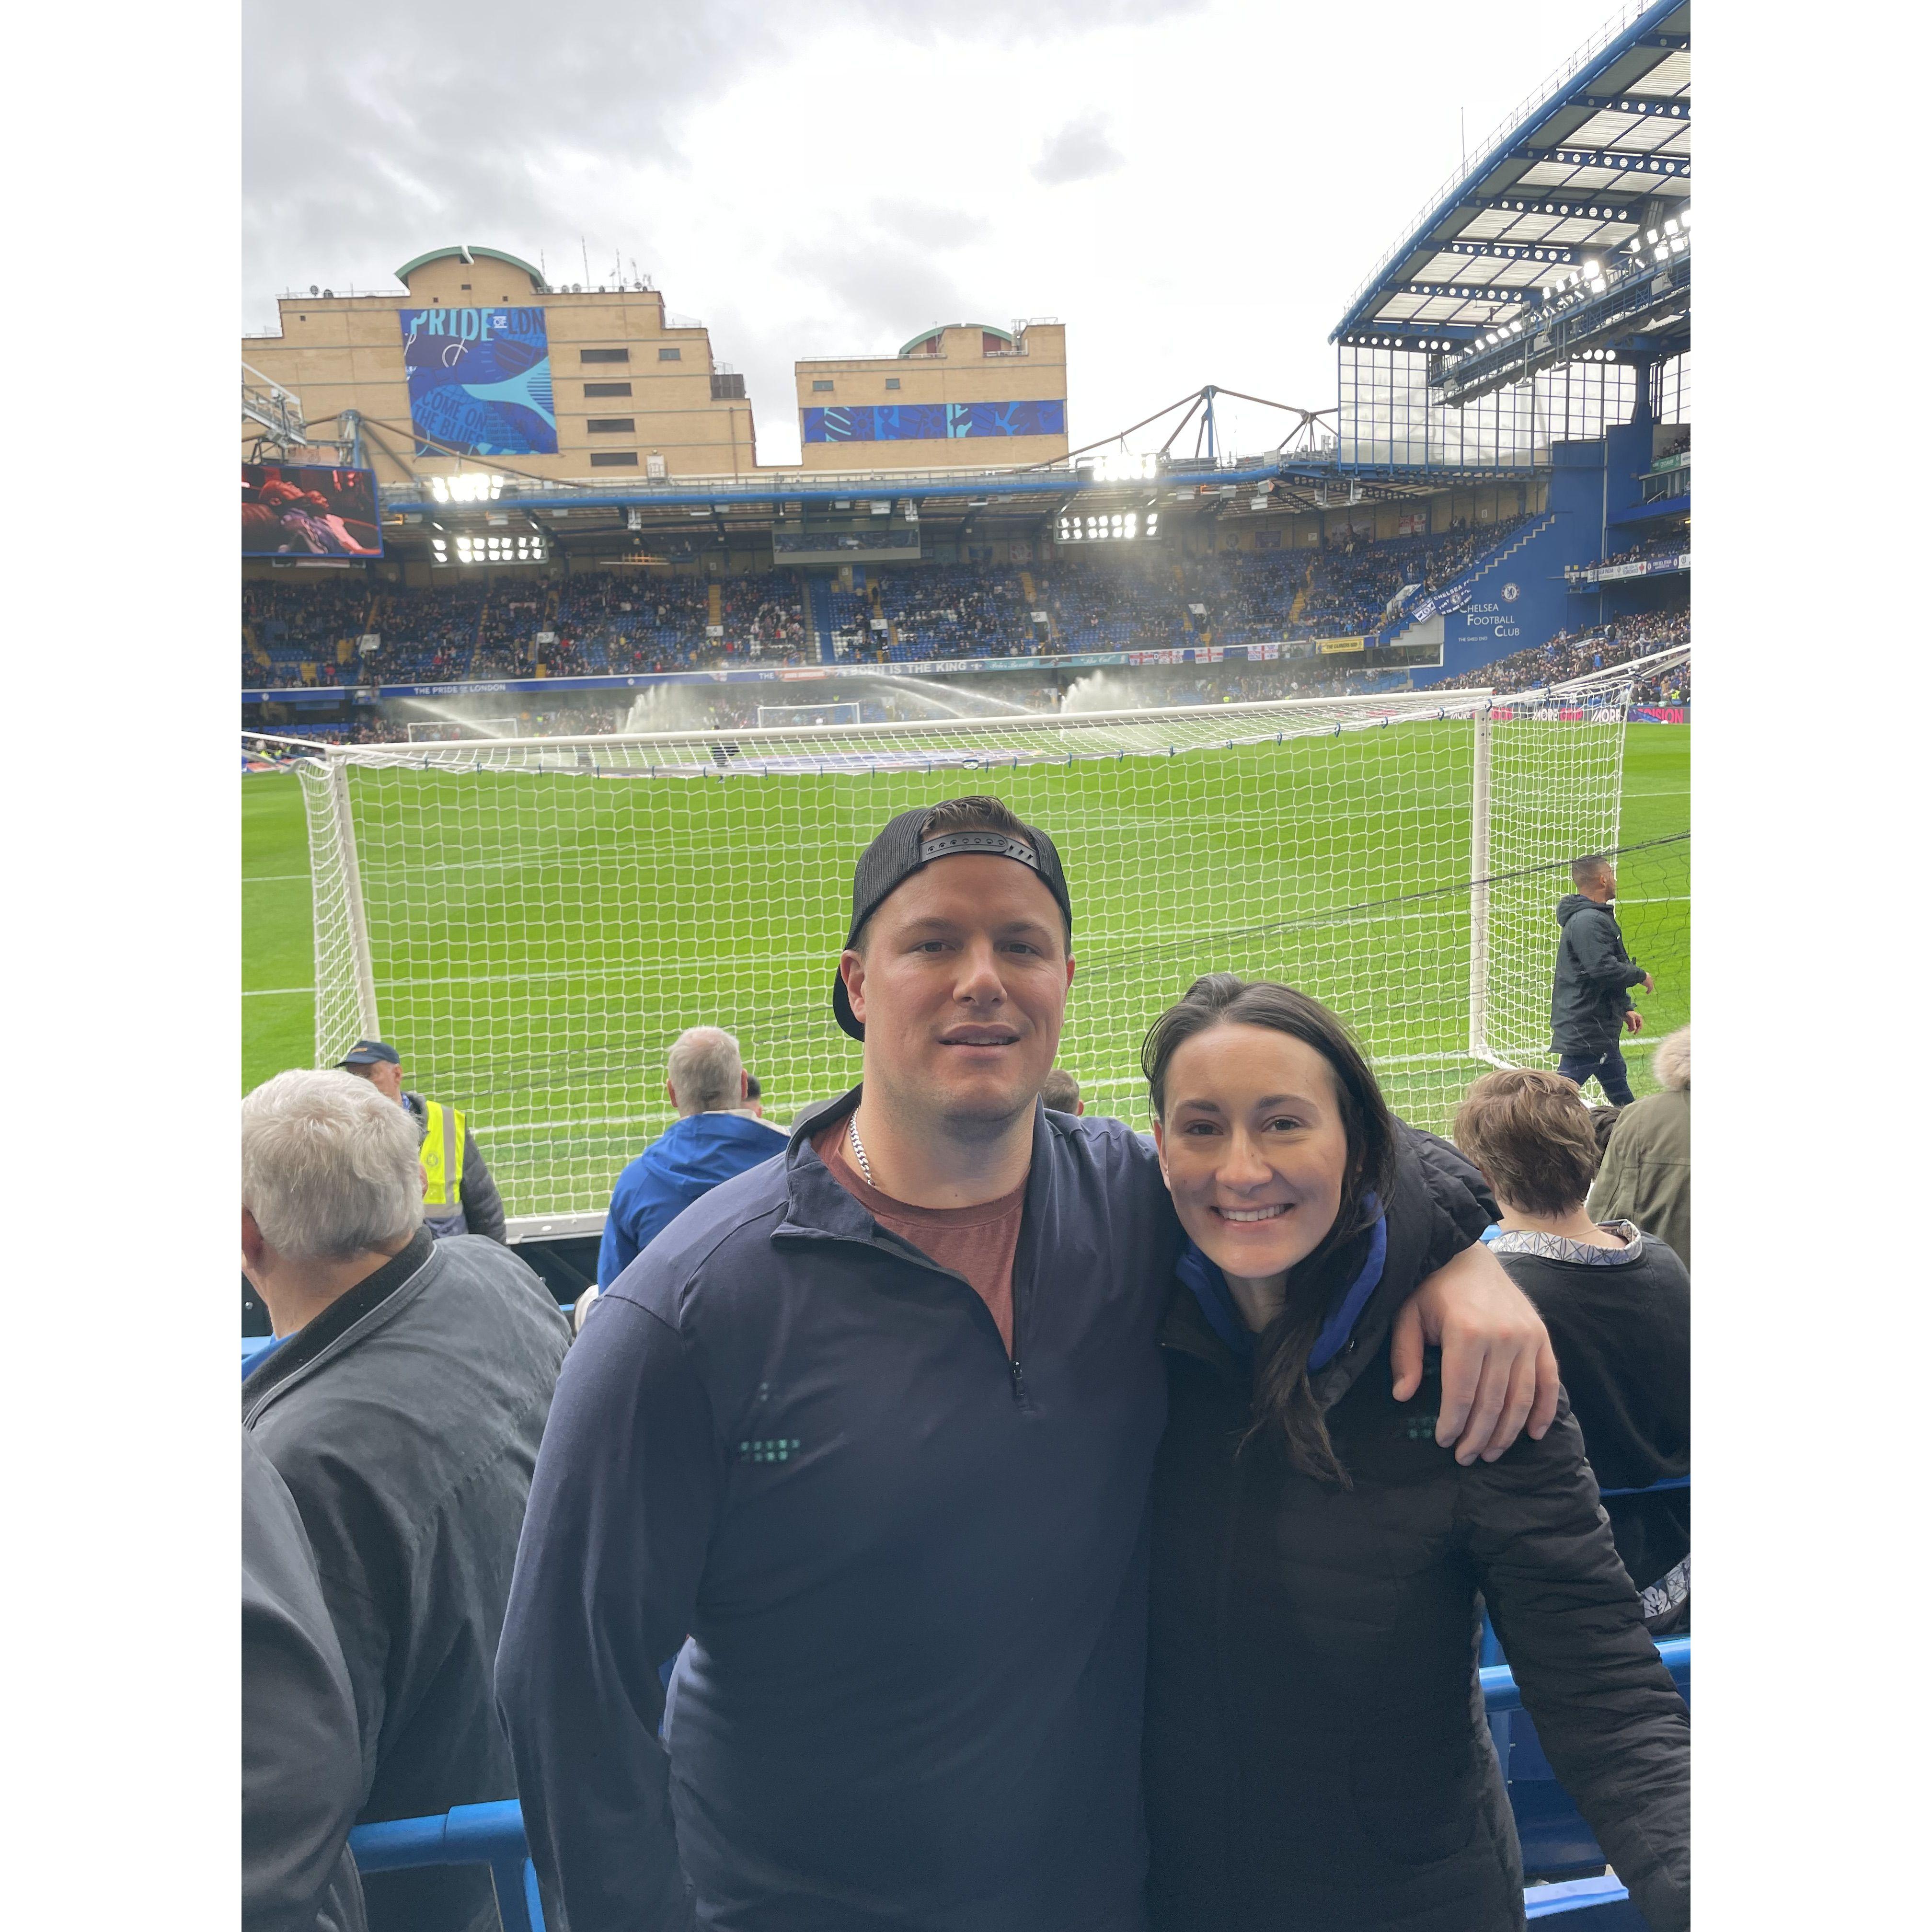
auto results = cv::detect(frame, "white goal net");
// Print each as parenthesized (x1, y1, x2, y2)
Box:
(757, 702, 863, 728)
(404, 717, 522, 743)
(296, 690, 1632, 1229)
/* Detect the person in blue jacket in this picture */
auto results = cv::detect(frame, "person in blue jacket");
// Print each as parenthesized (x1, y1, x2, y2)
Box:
(597, 1025, 786, 1289)
(496, 795, 1561, 1932)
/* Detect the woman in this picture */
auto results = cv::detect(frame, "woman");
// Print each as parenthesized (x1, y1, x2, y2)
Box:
(1140, 975, 1689, 1932)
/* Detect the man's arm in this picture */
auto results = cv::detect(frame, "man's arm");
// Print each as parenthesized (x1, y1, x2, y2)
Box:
(242, 1433, 369, 1932)
(1389, 1122, 1557, 1465)
(459, 1130, 507, 1243)
(596, 1188, 638, 1290)
(1391, 1240, 1560, 1466)
(496, 1292, 722, 1932)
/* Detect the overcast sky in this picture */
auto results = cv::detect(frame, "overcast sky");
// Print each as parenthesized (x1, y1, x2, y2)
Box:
(245, 0, 1623, 467)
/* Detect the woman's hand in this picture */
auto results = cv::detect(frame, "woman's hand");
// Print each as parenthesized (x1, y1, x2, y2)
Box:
(1391, 1242, 1560, 1466)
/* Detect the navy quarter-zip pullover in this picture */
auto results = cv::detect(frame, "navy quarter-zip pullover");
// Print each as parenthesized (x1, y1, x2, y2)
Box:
(496, 1089, 1181, 1932)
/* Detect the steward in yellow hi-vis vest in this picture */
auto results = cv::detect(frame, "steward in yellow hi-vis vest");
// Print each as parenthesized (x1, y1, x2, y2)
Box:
(336, 1040, 507, 1243)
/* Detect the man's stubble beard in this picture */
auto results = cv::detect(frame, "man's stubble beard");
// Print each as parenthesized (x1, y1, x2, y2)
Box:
(866, 1047, 1054, 1150)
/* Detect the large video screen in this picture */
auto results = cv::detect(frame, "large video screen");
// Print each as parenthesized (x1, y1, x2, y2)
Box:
(242, 463, 382, 558)
(400, 305, 557, 457)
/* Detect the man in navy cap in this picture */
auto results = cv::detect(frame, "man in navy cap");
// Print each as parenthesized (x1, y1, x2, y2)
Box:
(338, 1041, 506, 1244)
(497, 794, 1557, 1932)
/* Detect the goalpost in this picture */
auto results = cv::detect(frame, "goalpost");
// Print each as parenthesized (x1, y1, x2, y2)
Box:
(758, 702, 863, 728)
(295, 685, 1646, 1230)
(404, 718, 521, 742)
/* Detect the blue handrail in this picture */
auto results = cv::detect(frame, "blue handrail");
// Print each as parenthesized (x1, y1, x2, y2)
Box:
(349, 1799, 544, 1932)
(345, 1638, 1690, 1932)
(1597, 1472, 1689, 1498)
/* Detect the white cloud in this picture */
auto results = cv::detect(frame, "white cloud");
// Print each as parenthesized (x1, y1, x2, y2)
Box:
(245, 0, 1621, 467)
(1033, 113, 1125, 185)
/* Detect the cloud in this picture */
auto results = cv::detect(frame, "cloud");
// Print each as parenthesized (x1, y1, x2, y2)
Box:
(240, 0, 795, 323)
(866, 200, 992, 249)
(1031, 113, 1124, 186)
(779, 236, 972, 348)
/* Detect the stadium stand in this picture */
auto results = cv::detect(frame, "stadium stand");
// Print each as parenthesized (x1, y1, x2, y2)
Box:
(1441, 608, 1690, 695)
(243, 516, 1543, 691)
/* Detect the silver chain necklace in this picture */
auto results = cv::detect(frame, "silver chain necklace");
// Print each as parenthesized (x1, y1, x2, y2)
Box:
(847, 1114, 874, 1188)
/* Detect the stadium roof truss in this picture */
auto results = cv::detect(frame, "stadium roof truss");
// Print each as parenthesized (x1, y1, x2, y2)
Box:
(1330, 0, 1689, 404)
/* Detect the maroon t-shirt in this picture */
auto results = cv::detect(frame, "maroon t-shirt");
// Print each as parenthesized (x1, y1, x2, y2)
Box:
(813, 1120, 1024, 1354)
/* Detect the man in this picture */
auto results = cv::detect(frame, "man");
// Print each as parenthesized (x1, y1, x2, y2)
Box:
(243, 1070, 570, 1932)
(338, 1040, 506, 1242)
(497, 796, 1557, 1932)
(1454, 1067, 1690, 1632)
(1550, 854, 1652, 1105)
(1039, 1066, 1083, 1114)
(737, 1070, 768, 1119)
(243, 1429, 368, 1932)
(596, 1026, 786, 1290)
(1590, 1023, 1692, 1269)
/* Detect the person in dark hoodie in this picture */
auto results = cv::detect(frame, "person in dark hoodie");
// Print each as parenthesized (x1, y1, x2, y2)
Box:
(597, 1024, 785, 1289)
(1142, 977, 1689, 1932)
(1455, 1066, 1690, 1633)
(1549, 854, 1651, 1105)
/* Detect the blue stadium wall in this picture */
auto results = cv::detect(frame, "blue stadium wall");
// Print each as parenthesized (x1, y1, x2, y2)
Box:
(1414, 392, 1673, 687)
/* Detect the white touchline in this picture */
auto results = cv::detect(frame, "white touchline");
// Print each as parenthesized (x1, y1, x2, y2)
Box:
(243, 987, 315, 997)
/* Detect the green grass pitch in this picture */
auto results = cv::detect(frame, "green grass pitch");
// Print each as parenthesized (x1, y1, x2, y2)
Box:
(242, 725, 1688, 1222)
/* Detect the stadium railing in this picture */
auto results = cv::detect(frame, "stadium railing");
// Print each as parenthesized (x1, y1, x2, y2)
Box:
(343, 1639, 1690, 1931)
(349, 1799, 544, 1932)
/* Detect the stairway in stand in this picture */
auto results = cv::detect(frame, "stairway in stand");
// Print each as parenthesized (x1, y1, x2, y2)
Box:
(1384, 514, 1558, 646)
(806, 575, 837, 664)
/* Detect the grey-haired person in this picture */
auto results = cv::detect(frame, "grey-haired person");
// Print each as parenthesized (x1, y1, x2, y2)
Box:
(243, 1069, 568, 1932)
(496, 796, 1559, 1932)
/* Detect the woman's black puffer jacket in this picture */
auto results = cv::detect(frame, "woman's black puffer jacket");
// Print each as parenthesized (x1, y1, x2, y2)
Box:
(1143, 1125, 1690, 1932)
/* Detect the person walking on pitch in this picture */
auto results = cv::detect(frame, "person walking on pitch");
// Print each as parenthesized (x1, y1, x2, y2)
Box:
(1549, 856, 1651, 1106)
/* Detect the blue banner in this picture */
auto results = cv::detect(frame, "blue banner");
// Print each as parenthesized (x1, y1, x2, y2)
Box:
(803, 399, 1065, 445)
(400, 306, 556, 456)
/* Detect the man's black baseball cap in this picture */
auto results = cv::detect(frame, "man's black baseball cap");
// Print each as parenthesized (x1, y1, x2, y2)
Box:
(832, 805, 1073, 1041)
(337, 1039, 401, 1067)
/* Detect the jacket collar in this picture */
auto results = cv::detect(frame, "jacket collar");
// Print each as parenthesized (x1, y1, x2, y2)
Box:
(775, 1082, 1056, 1262)
(1171, 1196, 1388, 1374)
(243, 1227, 435, 1417)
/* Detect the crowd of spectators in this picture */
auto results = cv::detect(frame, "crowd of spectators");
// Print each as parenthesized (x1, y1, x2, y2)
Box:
(1570, 529, 1691, 577)
(245, 518, 1539, 692)
(1441, 606, 1690, 698)
(245, 571, 817, 691)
